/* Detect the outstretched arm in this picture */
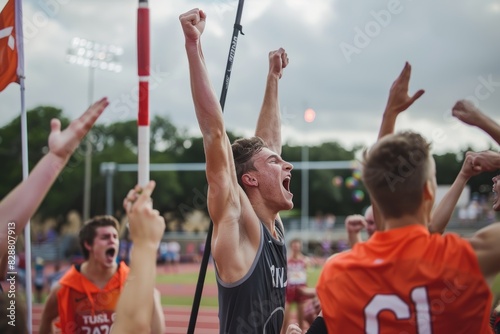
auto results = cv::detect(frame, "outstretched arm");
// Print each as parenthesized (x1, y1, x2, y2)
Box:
(429, 152, 482, 234)
(0, 98, 108, 261)
(180, 9, 238, 222)
(377, 62, 425, 140)
(151, 288, 165, 334)
(452, 100, 500, 146)
(38, 284, 61, 334)
(255, 48, 289, 155)
(111, 181, 166, 334)
(180, 9, 254, 280)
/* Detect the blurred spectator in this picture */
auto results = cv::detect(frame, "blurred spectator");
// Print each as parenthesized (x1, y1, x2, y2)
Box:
(282, 239, 311, 333)
(185, 242, 198, 263)
(16, 251, 26, 289)
(314, 211, 325, 230)
(118, 229, 132, 265)
(166, 241, 181, 272)
(321, 239, 331, 258)
(324, 214, 336, 230)
(46, 261, 67, 290)
(467, 198, 480, 222)
(157, 241, 168, 264)
(44, 219, 58, 243)
(34, 257, 45, 303)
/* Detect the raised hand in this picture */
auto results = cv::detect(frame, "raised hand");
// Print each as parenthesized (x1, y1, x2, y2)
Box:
(268, 48, 289, 79)
(48, 97, 108, 161)
(385, 62, 425, 115)
(451, 99, 500, 146)
(459, 152, 485, 179)
(452, 100, 485, 127)
(467, 151, 500, 173)
(378, 62, 425, 140)
(345, 215, 368, 234)
(286, 323, 303, 334)
(124, 181, 165, 247)
(179, 8, 206, 43)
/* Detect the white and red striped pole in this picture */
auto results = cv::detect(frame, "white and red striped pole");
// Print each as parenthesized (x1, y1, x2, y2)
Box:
(137, 0, 150, 186)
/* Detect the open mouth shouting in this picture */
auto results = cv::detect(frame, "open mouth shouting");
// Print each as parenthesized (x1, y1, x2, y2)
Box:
(105, 247, 117, 262)
(283, 175, 292, 195)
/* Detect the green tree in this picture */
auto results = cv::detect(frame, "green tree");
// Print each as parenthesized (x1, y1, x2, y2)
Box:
(0, 107, 85, 223)
(2, 105, 491, 231)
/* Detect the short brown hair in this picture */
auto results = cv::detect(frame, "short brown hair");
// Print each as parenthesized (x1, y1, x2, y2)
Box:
(231, 136, 266, 188)
(79, 215, 119, 260)
(362, 131, 432, 218)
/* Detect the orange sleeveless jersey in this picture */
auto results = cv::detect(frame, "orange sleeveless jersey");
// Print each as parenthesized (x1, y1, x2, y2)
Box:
(317, 224, 493, 334)
(56, 262, 129, 334)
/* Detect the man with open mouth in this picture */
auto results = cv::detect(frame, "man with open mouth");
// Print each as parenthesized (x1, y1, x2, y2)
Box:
(38, 215, 165, 334)
(180, 8, 293, 334)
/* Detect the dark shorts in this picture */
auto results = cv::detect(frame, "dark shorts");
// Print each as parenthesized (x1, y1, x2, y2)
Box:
(286, 284, 308, 303)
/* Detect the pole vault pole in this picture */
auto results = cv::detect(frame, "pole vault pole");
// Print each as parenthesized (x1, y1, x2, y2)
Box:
(137, 0, 150, 187)
(188, 1, 245, 333)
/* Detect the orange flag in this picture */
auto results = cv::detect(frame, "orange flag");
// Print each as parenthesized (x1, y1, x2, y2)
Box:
(0, 0, 19, 91)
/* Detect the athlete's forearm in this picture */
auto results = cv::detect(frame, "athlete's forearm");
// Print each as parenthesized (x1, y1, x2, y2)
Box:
(185, 41, 224, 139)
(0, 152, 66, 260)
(474, 113, 500, 146)
(150, 289, 165, 334)
(112, 243, 157, 334)
(377, 111, 398, 140)
(430, 173, 469, 234)
(256, 73, 281, 154)
(348, 232, 363, 248)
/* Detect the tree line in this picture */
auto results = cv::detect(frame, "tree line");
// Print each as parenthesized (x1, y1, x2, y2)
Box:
(0, 106, 496, 232)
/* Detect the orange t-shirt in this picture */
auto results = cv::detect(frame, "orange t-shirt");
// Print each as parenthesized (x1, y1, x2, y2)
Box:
(56, 262, 129, 334)
(317, 224, 493, 334)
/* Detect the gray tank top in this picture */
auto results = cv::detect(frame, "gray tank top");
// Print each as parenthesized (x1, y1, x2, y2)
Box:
(216, 221, 287, 334)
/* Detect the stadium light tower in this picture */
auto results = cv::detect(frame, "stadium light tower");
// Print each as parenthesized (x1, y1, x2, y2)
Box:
(66, 37, 123, 222)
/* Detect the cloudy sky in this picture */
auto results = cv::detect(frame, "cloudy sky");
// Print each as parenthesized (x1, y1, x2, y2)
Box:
(1, 0, 500, 154)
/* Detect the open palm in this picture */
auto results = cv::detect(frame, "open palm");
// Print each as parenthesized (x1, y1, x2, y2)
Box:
(48, 98, 108, 160)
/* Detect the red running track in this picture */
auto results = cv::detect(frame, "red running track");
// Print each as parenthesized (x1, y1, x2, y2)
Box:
(32, 304, 220, 334)
(27, 263, 302, 333)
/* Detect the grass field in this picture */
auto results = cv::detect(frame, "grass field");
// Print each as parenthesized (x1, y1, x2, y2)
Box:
(156, 266, 322, 285)
(157, 265, 323, 307)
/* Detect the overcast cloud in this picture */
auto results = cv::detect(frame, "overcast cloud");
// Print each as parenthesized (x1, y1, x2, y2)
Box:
(1, 0, 499, 154)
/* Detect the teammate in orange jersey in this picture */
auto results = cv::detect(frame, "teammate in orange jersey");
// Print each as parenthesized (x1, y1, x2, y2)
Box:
(39, 215, 164, 334)
(317, 131, 499, 333)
